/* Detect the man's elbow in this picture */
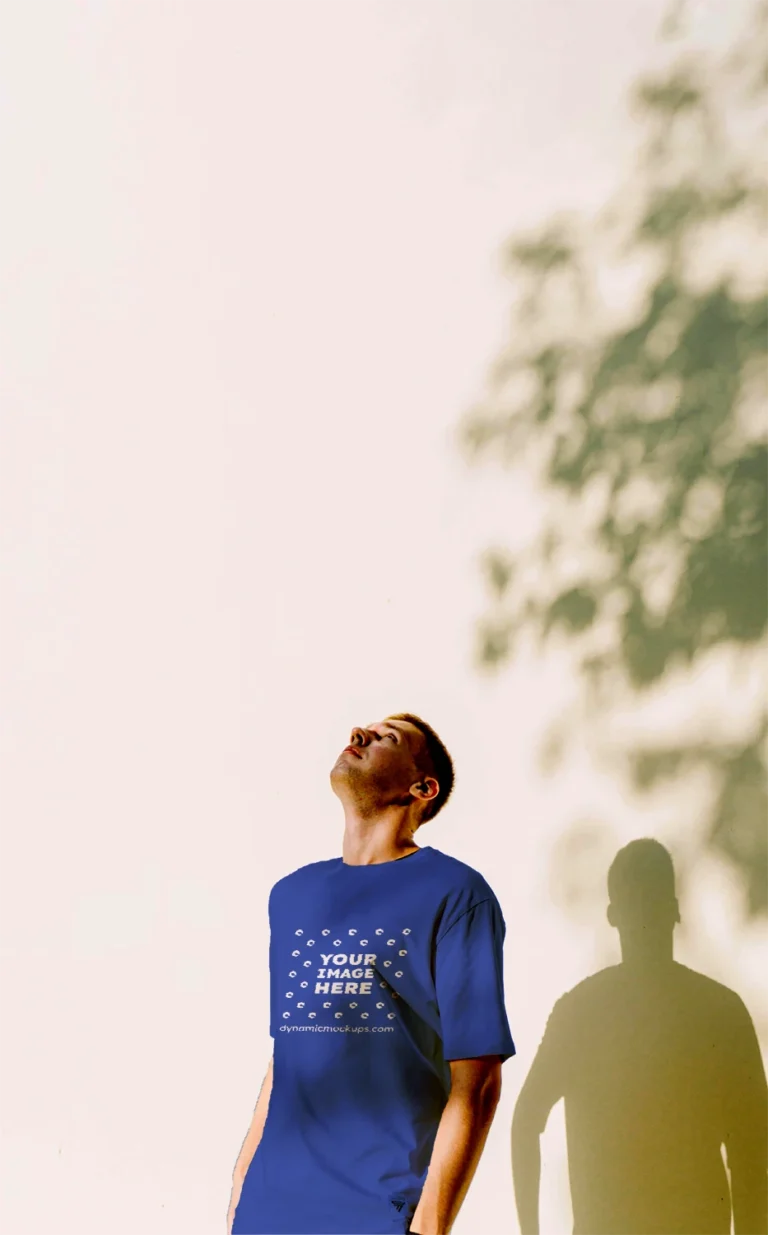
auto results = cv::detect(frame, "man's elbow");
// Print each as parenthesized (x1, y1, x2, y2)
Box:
(462, 1073, 502, 1127)
(481, 1061, 503, 1107)
(449, 1057, 503, 1116)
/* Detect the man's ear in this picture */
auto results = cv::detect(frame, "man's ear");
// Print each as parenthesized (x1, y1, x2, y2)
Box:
(411, 778, 438, 803)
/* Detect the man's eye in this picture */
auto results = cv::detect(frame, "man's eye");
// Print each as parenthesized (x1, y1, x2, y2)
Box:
(386, 733, 397, 742)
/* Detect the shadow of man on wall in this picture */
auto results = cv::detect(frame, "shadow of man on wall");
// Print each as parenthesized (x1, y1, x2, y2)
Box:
(511, 838, 767, 1235)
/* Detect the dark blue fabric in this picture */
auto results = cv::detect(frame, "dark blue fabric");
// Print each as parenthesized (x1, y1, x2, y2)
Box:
(232, 845, 515, 1235)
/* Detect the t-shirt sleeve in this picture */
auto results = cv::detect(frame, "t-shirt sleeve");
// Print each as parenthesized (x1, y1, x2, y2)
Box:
(434, 897, 516, 1063)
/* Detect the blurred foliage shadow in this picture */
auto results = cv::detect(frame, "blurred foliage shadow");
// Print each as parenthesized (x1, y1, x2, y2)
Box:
(460, 0, 768, 919)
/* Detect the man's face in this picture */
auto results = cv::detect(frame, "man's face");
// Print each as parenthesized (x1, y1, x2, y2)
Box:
(331, 717, 430, 809)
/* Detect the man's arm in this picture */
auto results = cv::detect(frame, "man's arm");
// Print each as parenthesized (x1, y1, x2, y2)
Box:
(226, 1055, 274, 1235)
(409, 1056, 502, 1235)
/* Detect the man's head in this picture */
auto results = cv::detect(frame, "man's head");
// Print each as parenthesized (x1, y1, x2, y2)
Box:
(330, 712, 454, 826)
(606, 838, 680, 933)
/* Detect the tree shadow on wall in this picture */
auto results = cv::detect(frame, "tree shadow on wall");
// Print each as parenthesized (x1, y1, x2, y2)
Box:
(460, 1, 768, 919)
(511, 839, 768, 1235)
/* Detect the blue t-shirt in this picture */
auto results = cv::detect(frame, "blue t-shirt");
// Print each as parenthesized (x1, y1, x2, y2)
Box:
(232, 844, 515, 1235)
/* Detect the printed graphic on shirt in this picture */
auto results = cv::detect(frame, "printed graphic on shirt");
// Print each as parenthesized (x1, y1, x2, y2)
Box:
(279, 925, 413, 1026)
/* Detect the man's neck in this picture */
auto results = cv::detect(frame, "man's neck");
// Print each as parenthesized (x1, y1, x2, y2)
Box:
(341, 842, 421, 866)
(335, 791, 425, 866)
(340, 813, 421, 866)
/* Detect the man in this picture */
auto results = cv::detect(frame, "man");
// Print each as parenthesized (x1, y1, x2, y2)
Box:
(228, 712, 516, 1235)
(512, 838, 768, 1235)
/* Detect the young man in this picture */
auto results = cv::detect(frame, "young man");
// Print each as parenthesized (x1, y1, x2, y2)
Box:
(228, 712, 516, 1235)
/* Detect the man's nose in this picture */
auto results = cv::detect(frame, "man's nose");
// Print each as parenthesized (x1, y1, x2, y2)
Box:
(351, 727, 370, 746)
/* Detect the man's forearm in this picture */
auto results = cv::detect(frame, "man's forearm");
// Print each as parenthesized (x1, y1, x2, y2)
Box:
(511, 1114, 542, 1235)
(410, 1087, 500, 1235)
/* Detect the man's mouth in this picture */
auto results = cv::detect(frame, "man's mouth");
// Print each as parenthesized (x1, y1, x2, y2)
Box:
(343, 746, 362, 759)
